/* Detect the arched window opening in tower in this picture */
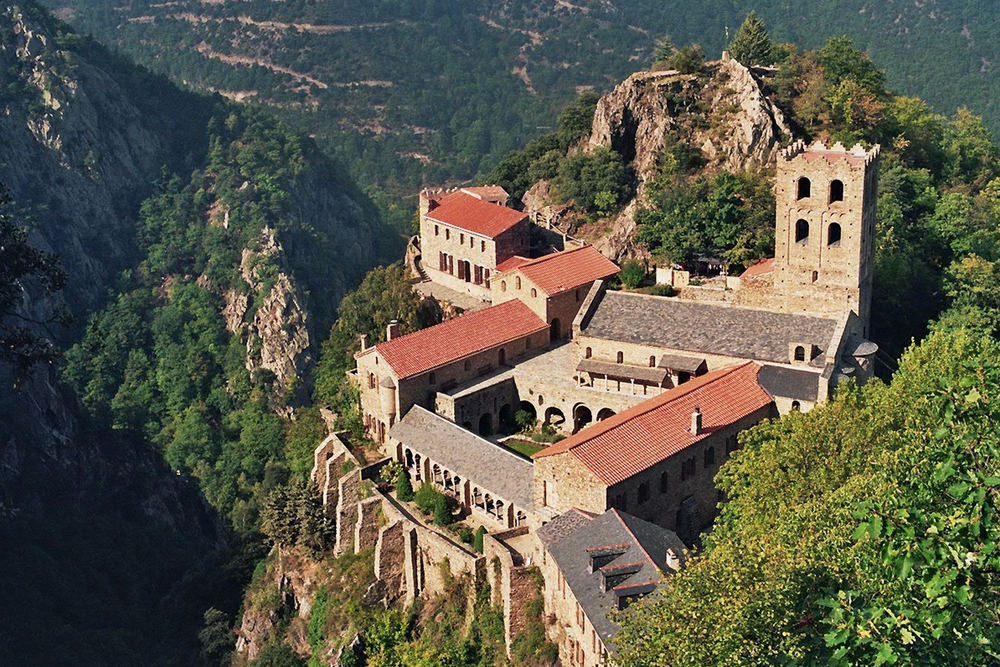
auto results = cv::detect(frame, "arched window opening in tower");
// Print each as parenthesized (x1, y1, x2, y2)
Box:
(828, 222, 842, 247)
(794, 345, 806, 362)
(797, 177, 811, 199)
(795, 219, 809, 244)
(829, 179, 844, 203)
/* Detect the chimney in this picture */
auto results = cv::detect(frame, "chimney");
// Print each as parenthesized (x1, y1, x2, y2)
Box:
(690, 406, 702, 435)
(359, 334, 368, 351)
(386, 320, 401, 341)
(666, 548, 681, 572)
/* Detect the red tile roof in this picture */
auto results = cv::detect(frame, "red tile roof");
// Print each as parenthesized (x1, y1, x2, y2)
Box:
(461, 186, 508, 202)
(497, 246, 619, 296)
(533, 362, 774, 485)
(376, 300, 548, 379)
(740, 257, 775, 279)
(425, 191, 527, 238)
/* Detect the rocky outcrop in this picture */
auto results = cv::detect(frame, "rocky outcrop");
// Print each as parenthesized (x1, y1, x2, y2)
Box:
(526, 57, 792, 259)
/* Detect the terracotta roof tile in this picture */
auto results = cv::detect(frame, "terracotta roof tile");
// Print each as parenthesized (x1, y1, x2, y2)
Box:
(376, 300, 547, 379)
(425, 191, 527, 238)
(740, 257, 775, 278)
(533, 362, 774, 485)
(498, 246, 619, 296)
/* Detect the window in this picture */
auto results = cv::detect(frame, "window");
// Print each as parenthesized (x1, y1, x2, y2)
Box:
(501, 281, 507, 292)
(530, 288, 537, 298)
(464, 360, 471, 371)
(725, 435, 738, 455)
(575, 288, 581, 302)
(481, 240, 485, 252)
(660, 471, 668, 493)
(429, 372, 436, 385)
(791, 400, 801, 411)
(525, 338, 531, 350)
(439, 252, 446, 271)
(678, 371, 691, 384)
(649, 355, 656, 367)
(795, 218, 809, 244)
(538, 395, 544, 405)
(794, 345, 806, 362)
(515, 276, 521, 290)
(827, 222, 842, 247)
(811, 270, 819, 283)
(499, 348, 506, 365)
(797, 176, 811, 199)
(681, 458, 696, 480)
(585, 347, 592, 359)
(704, 446, 715, 467)
(434, 224, 439, 236)
(616, 351, 624, 364)
(638, 482, 650, 504)
(445, 228, 450, 240)
(829, 179, 844, 203)
(460, 233, 464, 244)
(368, 372, 376, 389)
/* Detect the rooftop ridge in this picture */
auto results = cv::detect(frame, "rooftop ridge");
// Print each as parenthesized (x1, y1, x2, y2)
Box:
(611, 509, 660, 572)
(533, 362, 758, 459)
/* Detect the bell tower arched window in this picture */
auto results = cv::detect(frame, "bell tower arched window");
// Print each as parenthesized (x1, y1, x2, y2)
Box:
(797, 177, 811, 200)
(828, 222, 842, 247)
(795, 219, 809, 244)
(829, 179, 844, 203)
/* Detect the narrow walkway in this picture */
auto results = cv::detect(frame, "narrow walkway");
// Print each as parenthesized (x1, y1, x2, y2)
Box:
(378, 489, 477, 557)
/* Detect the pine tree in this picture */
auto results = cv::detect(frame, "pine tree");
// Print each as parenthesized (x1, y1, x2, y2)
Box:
(396, 468, 414, 501)
(728, 12, 776, 66)
(432, 494, 451, 526)
(474, 526, 486, 553)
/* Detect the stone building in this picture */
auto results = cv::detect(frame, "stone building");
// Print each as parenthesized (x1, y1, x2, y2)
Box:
(418, 187, 530, 299)
(356, 299, 550, 445)
(532, 362, 776, 543)
(492, 245, 620, 341)
(535, 508, 686, 667)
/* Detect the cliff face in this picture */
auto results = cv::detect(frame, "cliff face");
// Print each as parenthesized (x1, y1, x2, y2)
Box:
(524, 57, 791, 259)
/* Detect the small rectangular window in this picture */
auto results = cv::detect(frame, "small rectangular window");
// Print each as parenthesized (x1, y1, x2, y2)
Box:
(434, 224, 439, 236)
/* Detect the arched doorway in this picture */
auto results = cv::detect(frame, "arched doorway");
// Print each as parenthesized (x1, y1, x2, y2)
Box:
(596, 408, 616, 422)
(544, 406, 565, 427)
(573, 404, 593, 433)
(550, 318, 561, 341)
(478, 413, 494, 436)
(499, 404, 513, 432)
(517, 401, 536, 428)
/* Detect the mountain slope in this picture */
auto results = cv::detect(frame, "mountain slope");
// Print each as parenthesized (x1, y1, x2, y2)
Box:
(36, 0, 1000, 226)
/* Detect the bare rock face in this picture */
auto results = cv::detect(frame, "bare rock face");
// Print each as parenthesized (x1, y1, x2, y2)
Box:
(237, 229, 313, 397)
(527, 58, 791, 260)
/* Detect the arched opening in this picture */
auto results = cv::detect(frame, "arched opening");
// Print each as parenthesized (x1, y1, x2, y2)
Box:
(660, 471, 669, 493)
(517, 401, 536, 427)
(797, 177, 811, 200)
(515, 276, 521, 290)
(829, 179, 844, 203)
(616, 351, 624, 364)
(791, 400, 801, 411)
(515, 510, 526, 526)
(498, 348, 506, 365)
(827, 222, 841, 247)
(432, 464, 442, 484)
(811, 270, 819, 283)
(597, 408, 616, 422)
(638, 482, 650, 504)
(404, 449, 414, 468)
(573, 404, 593, 433)
(795, 219, 809, 244)
(794, 345, 806, 362)
(544, 406, 565, 427)
(499, 404, 513, 431)
(550, 318, 561, 341)
(495, 500, 505, 522)
(585, 347, 592, 359)
(478, 413, 494, 436)
(704, 446, 716, 467)
(648, 355, 656, 367)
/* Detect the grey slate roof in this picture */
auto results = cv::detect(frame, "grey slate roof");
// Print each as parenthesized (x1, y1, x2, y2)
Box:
(576, 358, 668, 384)
(757, 364, 821, 402)
(657, 353, 708, 374)
(544, 509, 686, 650)
(582, 290, 838, 364)
(388, 406, 534, 509)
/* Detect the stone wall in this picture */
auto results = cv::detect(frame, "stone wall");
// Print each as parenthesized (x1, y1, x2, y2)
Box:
(311, 433, 357, 510)
(375, 519, 407, 602)
(354, 497, 382, 553)
(483, 527, 544, 657)
(335, 469, 361, 555)
(533, 453, 607, 516)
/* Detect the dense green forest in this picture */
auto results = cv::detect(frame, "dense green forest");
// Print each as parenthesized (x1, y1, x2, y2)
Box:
(38, 0, 1000, 229)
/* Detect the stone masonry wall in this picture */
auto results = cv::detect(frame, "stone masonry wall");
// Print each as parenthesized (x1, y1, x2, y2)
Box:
(354, 496, 382, 554)
(335, 469, 361, 555)
(375, 519, 406, 602)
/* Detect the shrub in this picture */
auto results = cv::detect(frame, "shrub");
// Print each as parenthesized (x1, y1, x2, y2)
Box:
(474, 526, 486, 553)
(458, 526, 473, 544)
(433, 494, 452, 526)
(514, 409, 535, 432)
(668, 44, 706, 75)
(396, 468, 414, 501)
(414, 482, 440, 514)
(619, 260, 646, 289)
(648, 284, 675, 297)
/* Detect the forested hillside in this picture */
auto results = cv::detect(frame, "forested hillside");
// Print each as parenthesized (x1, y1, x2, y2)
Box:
(38, 0, 1000, 227)
(0, 3, 392, 663)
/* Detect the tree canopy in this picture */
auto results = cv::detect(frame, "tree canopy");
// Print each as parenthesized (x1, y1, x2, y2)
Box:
(728, 11, 777, 66)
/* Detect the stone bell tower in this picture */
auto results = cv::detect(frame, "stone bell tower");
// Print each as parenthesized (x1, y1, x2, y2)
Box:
(772, 140, 879, 335)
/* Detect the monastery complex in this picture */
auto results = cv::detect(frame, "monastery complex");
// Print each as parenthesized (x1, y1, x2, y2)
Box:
(338, 141, 881, 665)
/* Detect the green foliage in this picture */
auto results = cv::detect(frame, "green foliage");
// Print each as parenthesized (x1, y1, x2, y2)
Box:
(396, 468, 414, 502)
(553, 147, 633, 216)
(251, 643, 306, 667)
(284, 407, 327, 480)
(514, 409, 536, 432)
(474, 526, 487, 554)
(666, 44, 706, 75)
(260, 478, 333, 555)
(432, 493, 453, 526)
(414, 482, 445, 516)
(613, 327, 1000, 665)
(0, 186, 67, 378)
(198, 608, 234, 666)
(727, 12, 776, 66)
(618, 260, 646, 289)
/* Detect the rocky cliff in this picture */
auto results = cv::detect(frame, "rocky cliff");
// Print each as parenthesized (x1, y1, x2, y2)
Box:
(524, 56, 791, 259)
